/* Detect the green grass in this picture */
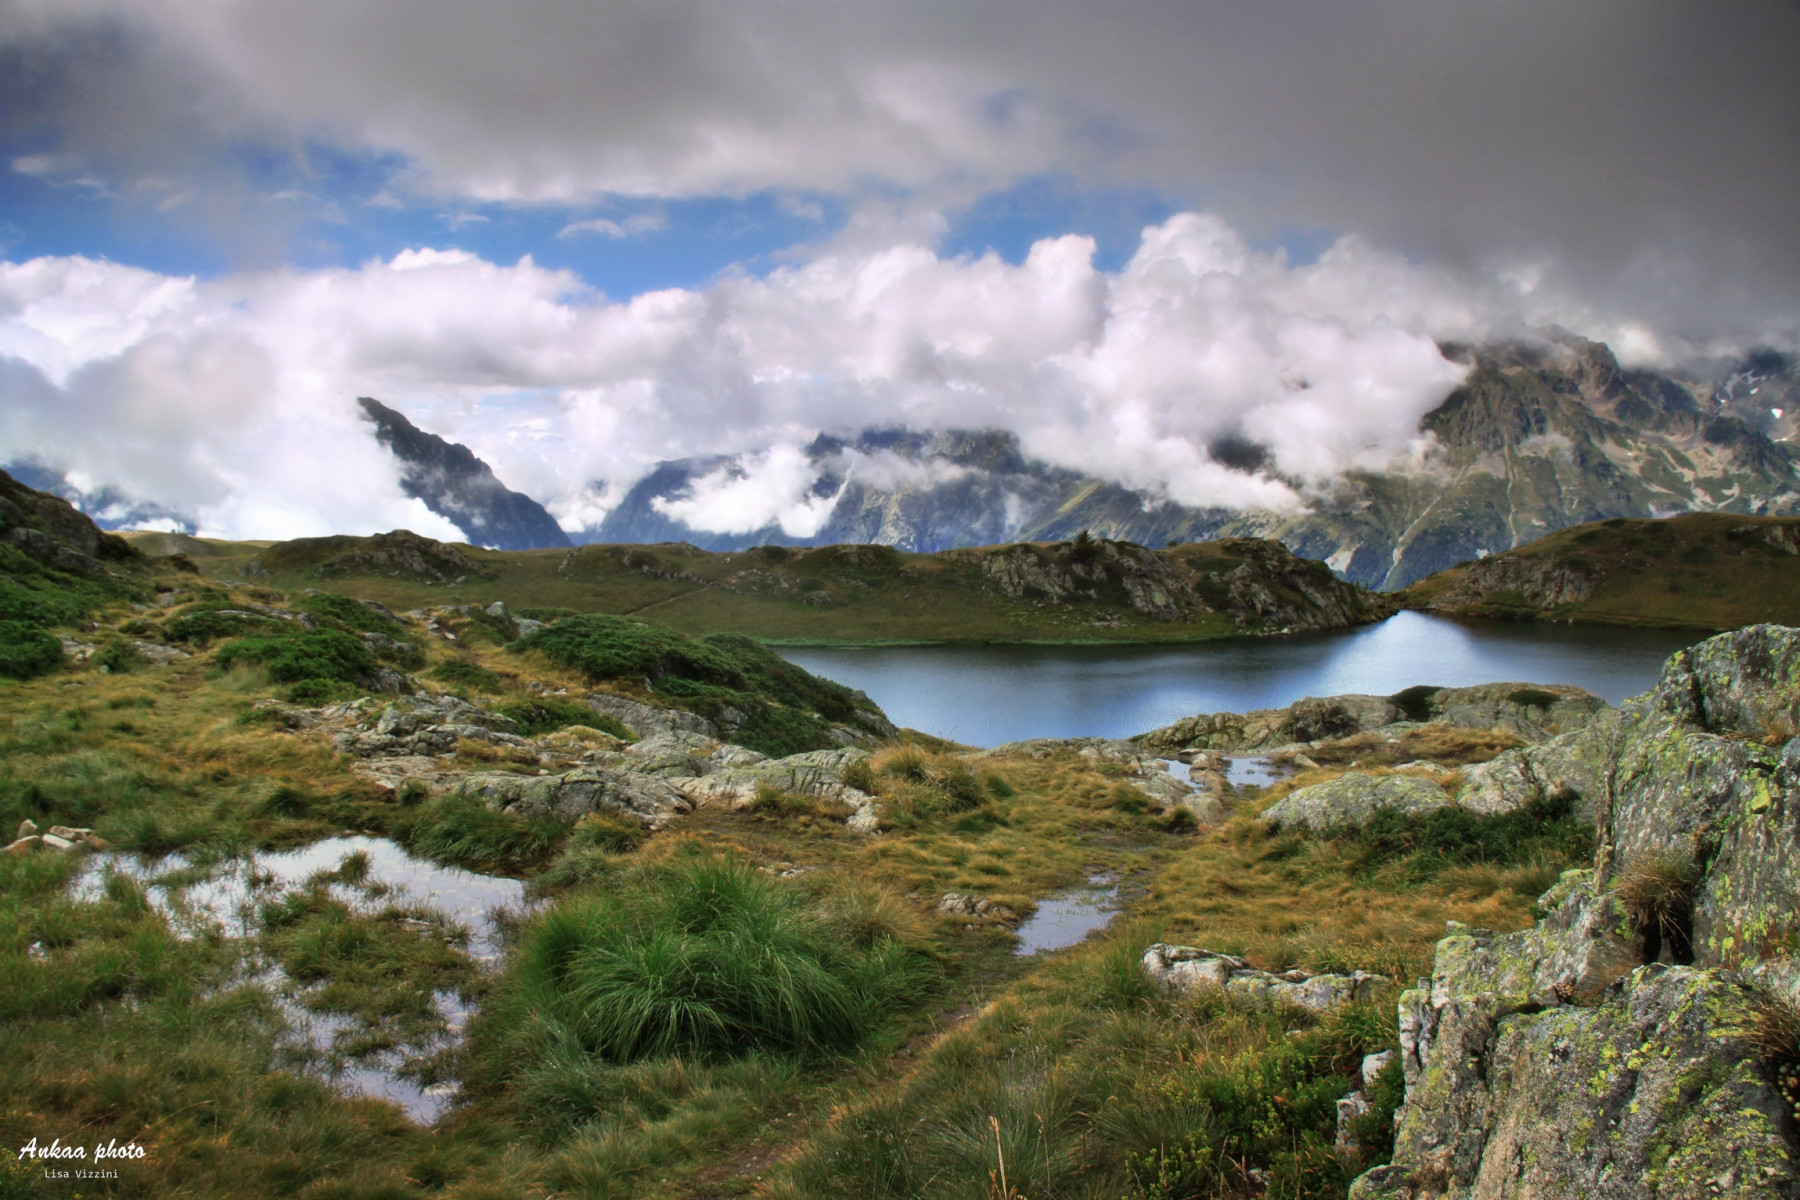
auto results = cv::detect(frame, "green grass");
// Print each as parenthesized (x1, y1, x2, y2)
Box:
(394, 792, 568, 872)
(483, 853, 935, 1066)
(515, 614, 883, 756)
(1336, 792, 1594, 884)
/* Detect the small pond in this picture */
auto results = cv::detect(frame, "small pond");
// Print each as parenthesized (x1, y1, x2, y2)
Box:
(1013, 876, 1121, 955)
(72, 838, 526, 1122)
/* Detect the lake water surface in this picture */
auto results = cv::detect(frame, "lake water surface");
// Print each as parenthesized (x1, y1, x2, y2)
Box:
(780, 612, 1702, 747)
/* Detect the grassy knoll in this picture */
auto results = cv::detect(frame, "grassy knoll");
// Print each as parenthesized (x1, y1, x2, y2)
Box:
(0, 540, 1591, 1197)
(1400, 512, 1800, 629)
(137, 531, 1387, 645)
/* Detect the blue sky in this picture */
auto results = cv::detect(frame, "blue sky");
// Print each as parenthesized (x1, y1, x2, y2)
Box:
(0, 2, 1794, 539)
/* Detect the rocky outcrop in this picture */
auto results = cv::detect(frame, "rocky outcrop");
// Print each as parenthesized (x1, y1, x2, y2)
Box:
(454, 767, 692, 827)
(585, 693, 719, 740)
(1142, 944, 1388, 1011)
(0, 466, 139, 576)
(1352, 625, 1800, 1199)
(1261, 772, 1458, 832)
(1417, 553, 1601, 612)
(1136, 683, 1606, 755)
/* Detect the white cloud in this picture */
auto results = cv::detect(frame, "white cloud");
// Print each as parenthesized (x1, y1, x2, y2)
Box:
(558, 213, 667, 239)
(3, 210, 1730, 541)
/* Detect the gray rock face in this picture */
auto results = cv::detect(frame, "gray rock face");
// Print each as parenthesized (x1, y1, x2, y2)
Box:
(585, 692, 719, 739)
(1141, 944, 1388, 1011)
(1261, 772, 1458, 832)
(455, 767, 691, 826)
(1354, 625, 1800, 1200)
(1136, 683, 1606, 755)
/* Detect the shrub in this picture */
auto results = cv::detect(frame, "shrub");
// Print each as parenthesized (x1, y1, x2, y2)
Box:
(495, 697, 624, 738)
(0, 620, 62, 679)
(1507, 687, 1561, 710)
(500, 855, 932, 1064)
(96, 639, 143, 674)
(514, 614, 883, 757)
(164, 608, 282, 645)
(294, 590, 406, 635)
(284, 678, 361, 705)
(215, 628, 378, 686)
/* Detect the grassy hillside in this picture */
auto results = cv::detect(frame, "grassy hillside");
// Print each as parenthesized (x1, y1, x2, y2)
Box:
(129, 529, 1392, 644)
(0, 569, 1581, 1199)
(1398, 512, 1800, 629)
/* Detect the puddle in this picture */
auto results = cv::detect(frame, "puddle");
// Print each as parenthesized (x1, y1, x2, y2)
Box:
(1159, 758, 1191, 783)
(1014, 875, 1120, 955)
(1223, 755, 1294, 791)
(71, 838, 527, 1122)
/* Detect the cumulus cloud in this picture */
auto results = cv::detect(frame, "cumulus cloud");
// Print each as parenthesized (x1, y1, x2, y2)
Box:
(2, 210, 1654, 538)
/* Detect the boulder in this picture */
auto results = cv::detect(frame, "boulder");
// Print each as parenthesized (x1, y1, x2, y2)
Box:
(454, 767, 690, 826)
(585, 692, 718, 739)
(1141, 944, 1388, 1011)
(1260, 772, 1456, 832)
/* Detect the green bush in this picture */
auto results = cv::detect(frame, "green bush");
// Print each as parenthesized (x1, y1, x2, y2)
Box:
(294, 591, 406, 635)
(0, 620, 62, 679)
(514, 615, 882, 757)
(284, 678, 361, 705)
(215, 628, 377, 686)
(495, 697, 629, 739)
(500, 855, 931, 1064)
(96, 639, 143, 674)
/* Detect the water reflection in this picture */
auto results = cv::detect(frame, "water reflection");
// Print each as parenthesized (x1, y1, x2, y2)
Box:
(72, 838, 526, 1122)
(781, 612, 1699, 747)
(1013, 876, 1120, 955)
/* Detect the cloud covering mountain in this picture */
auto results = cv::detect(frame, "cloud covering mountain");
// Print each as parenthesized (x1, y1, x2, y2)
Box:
(0, 2, 1795, 540)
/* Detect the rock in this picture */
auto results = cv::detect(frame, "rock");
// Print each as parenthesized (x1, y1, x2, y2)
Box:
(936, 893, 1015, 922)
(1360, 1050, 1393, 1088)
(484, 600, 508, 619)
(586, 692, 719, 740)
(130, 641, 190, 665)
(454, 767, 690, 827)
(1335, 1090, 1371, 1156)
(1142, 944, 1388, 1011)
(16, 819, 37, 840)
(1260, 773, 1456, 832)
(1136, 683, 1608, 754)
(1354, 626, 1800, 1199)
(623, 729, 724, 776)
(40, 833, 76, 850)
(46, 826, 91, 841)
(1355, 966, 1799, 1200)
(5, 835, 41, 855)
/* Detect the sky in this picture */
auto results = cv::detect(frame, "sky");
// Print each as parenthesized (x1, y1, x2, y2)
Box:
(1, 0, 1797, 540)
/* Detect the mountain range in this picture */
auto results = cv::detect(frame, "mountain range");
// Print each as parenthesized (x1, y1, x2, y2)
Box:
(12, 333, 1798, 590)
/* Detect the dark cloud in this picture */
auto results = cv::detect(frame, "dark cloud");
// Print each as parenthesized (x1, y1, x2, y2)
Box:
(1, 0, 1797, 345)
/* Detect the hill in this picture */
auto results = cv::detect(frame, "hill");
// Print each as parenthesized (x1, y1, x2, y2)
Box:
(158, 527, 1391, 644)
(1398, 512, 1800, 629)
